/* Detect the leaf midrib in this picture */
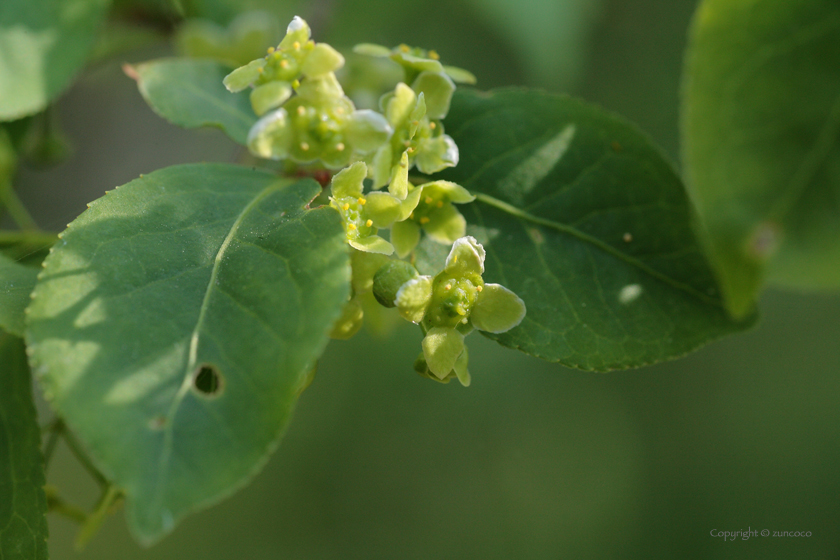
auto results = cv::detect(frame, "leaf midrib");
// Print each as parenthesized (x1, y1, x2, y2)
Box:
(151, 180, 287, 513)
(473, 192, 723, 307)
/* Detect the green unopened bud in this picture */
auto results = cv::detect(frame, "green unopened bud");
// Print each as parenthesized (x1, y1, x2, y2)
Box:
(372, 260, 419, 307)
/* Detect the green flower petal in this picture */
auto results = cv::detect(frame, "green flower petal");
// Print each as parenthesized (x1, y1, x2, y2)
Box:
(250, 81, 292, 116)
(386, 83, 417, 125)
(415, 134, 459, 174)
(443, 65, 477, 84)
(353, 43, 392, 57)
(370, 144, 392, 189)
(392, 52, 444, 74)
(420, 180, 475, 204)
(391, 220, 421, 258)
(345, 110, 392, 153)
(411, 71, 455, 120)
(223, 58, 267, 92)
(395, 275, 433, 323)
(409, 93, 426, 136)
(247, 109, 292, 159)
(444, 236, 485, 275)
(422, 327, 465, 379)
(301, 43, 345, 77)
(395, 187, 422, 222)
(365, 192, 402, 227)
(331, 161, 367, 198)
(278, 16, 311, 50)
(349, 235, 394, 255)
(424, 204, 466, 244)
(388, 150, 409, 199)
(295, 73, 345, 102)
(470, 283, 526, 334)
(351, 250, 391, 294)
(453, 346, 470, 387)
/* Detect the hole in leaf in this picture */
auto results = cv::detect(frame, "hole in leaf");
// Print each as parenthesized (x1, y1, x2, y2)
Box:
(193, 364, 224, 397)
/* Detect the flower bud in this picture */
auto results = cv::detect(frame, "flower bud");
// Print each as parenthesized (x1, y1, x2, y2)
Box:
(372, 260, 419, 307)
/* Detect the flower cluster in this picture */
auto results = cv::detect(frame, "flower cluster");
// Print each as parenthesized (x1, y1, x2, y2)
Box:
(223, 17, 527, 385)
(224, 17, 391, 168)
(373, 237, 526, 386)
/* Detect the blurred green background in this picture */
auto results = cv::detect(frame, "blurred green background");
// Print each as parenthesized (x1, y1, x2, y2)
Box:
(18, 0, 840, 557)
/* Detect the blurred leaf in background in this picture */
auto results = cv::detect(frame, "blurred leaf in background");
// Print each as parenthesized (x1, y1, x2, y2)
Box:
(466, 0, 603, 92)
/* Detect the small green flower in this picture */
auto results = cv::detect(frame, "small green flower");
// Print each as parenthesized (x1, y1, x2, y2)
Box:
(247, 74, 392, 168)
(328, 162, 421, 254)
(390, 180, 475, 257)
(353, 42, 477, 88)
(223, 16, 345, 116)
(367, 83, 459, 189)
(382, 236, 525, 385)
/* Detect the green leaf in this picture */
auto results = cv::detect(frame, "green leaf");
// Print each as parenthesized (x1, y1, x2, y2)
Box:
(438, 89, 754, 371)
(26, 163, 350, 544)
(0, 0, 110, 121)
(0, 254, 38, 337)
(0, 333, 49, 560)
(130, 58, 258, 145)
(682, 0, 840, 317)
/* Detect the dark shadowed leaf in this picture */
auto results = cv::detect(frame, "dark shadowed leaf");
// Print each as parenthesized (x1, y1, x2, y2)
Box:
(131, 58, 257, 145)
(682, 0, 840, 316)
(438, 88, 753, 371)
(26, 163, 349, 544)
(0, 333, 49, 560)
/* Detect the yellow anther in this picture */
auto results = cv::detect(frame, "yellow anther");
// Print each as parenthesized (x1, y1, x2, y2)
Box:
(347, 223, 356, 230)
(342, 203, 350, 210)
(425, 197, 433, 204)
(429, 122, 437, 129)
(452, 255, 457, 263)
(297, 105, 306, 115)
(445, 283, 452, 290)
(300, 142, 310, 151)
(267, 46, 275, 54)
(336, 142, 345, 152)
(420, 216, 430, 225)
(406, 147, 415, 154)
(399, 44, 410, 53)
(292, 79, 300, 88)
(436, 201, 444, 208)
(365, 219, 373, 227)
(476, 285, 483, 292)
(293, 41, 301, 50)
(358, 197, 367, 205)
(429, 50, 440, 60)
(257, 67, 264, 73)
(412, 120, 419, 126)
(335, 107, 345, 115)
(280, 59, 289, 68)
